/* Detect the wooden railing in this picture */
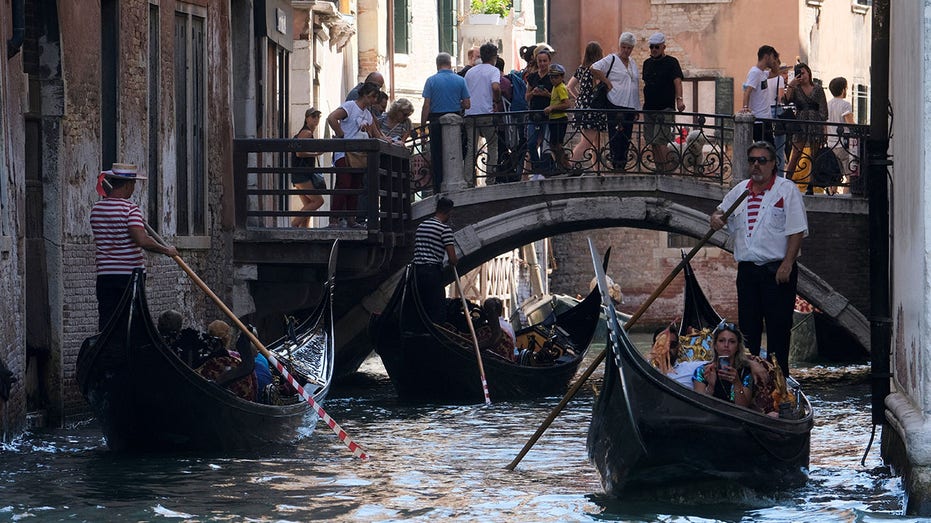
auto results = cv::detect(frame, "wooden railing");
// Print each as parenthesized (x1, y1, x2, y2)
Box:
(232, 138, 412, 242)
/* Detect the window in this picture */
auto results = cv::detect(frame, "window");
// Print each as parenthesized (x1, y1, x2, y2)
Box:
(853, 84, 869, 125)
(534, 0, 545, 43)
(101, 0, 118, 170)
(174, 9, 207, 236)
(667, 233, 700, 249)
(394, 0, 411, 54)
(148, 4, 160, 226)
(437, 0, 458, 57)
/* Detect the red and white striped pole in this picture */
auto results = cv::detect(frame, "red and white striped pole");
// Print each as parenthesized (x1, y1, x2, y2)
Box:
(265, 353, 368, 461)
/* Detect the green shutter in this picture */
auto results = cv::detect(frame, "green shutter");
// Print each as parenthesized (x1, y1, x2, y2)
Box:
(394, 0, 410, 54)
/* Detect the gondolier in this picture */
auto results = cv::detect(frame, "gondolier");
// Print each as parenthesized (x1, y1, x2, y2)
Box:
(412, 197, 458, 324)
(90, 163, 177, 331)
(710, 141, 808, 376)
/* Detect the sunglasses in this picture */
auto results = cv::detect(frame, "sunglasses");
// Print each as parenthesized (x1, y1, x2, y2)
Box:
(714, 320, 739, 335)
(649, 44, 663, 50)
(747, 156, 772, 165)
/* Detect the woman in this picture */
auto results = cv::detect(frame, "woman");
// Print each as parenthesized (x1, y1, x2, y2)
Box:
(692, 322, 754, 408)
(524, 48, 554, 178)
(784, 62, 828, 178)
(326, 82, 384, 228)
(377, 98, 414, 145)
(291, 107, 325, 228)
(567, 41, 606, 170)
(590, 32, 640, 172)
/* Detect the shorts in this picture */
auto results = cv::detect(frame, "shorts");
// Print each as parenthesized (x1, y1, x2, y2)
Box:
(644, 110, 675, 146)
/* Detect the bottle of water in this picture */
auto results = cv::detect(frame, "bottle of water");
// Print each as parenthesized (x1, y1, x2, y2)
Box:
(759, 346, 768, 361)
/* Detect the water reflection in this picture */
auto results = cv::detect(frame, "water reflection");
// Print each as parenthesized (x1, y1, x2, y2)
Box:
(0, 353, 915, 522)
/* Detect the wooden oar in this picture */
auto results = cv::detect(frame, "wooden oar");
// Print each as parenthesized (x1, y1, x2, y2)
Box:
(145, 225, 368, 461)
(505, 189, 750, 470)
(452, 266, 492, 405)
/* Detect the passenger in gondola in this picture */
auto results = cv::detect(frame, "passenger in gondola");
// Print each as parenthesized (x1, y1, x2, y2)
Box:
(237, 326, 274, 403)
(412, 197, 458, 325)
(692, 322, 755, 408)
(648, 324, 705, 388)
(157, 310, 183, 345)
(196, 320, 257, 401)
(483, 297, 517, 361)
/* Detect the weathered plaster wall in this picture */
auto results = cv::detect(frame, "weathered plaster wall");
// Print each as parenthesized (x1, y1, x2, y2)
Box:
(882, 0, 931, 515)
(0, 4, 28, 436)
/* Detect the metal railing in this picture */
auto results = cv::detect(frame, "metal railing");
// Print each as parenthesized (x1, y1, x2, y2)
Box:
(232, 138, 412, 238)
(409, 109, 869, 196)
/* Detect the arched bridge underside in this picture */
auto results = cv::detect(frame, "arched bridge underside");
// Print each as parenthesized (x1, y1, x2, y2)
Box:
(356, 176, 869, 352)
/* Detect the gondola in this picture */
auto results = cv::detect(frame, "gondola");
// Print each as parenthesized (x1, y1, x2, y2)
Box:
(76, 246, 338, 452)
(586, 243, 814, 495)
(371, 262, 603, 402)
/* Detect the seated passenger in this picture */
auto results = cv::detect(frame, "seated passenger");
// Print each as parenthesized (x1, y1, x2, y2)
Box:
(648, 324, 705, 388)
(236, 327, 274, 403)
(157, 309, 183, 344)
(692, 322, 755, 408)
(197, 320, 256, 401)
(483, 297, 517, 361)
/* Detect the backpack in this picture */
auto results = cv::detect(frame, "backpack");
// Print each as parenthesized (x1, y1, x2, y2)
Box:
(507, 70, 528, 112)
(811, 148, 842, 188)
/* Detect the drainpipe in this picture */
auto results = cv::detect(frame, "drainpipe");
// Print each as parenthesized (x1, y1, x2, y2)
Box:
(7, 0, 25, 59)
(868, 0, 891, 425)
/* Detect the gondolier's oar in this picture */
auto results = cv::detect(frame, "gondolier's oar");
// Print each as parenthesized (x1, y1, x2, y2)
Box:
(452, 267, 492, 405)
(505, 189, 750, 470)
(144, 224, 368, 461)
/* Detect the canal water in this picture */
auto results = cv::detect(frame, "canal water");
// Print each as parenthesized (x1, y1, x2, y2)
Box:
(0, 348, 919, 522)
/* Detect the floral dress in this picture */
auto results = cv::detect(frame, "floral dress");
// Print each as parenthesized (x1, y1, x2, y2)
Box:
(573, 66, 607, 131)
(788, 84, 828, 144)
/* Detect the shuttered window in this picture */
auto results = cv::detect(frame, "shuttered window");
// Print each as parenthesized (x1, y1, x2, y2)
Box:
(394, 0, 411, 54)
(174, 9, 207, 236)
(437, 0, 458, 57)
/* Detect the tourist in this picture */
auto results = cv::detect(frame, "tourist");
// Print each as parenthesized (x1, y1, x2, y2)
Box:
(464, 43, 503, 182)
(543, 63, 572, 172)
(378, 98, 415, 144)
(346, 71, 385, 101)
(784, 63, 829, 179)
(641, 32, 685, 173)
(590, 32, 640, 171)
(827, 76, 857, 187)
(567, 41, 606, 171)
(525, 47, 554, 177)
(421, 53, 471, 193)
(692, 322, 755, 407)
(739, 45, 780, 143)
(291, 107, 325, 228)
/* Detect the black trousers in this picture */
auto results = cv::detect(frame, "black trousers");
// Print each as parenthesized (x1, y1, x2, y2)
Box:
(414, 264, 446, 324)
(736, 261, 797, 376)
(96, 273, 134, 331)
(607, 107, 635, 170)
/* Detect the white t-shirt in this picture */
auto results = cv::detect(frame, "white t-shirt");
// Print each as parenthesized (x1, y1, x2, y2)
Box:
(743, 66, 772, 118)
(333, 100, 373, 162)
(591, 54, 640, 110)
(668, 360, 706, 388)
(719, 176, 809, 264)
(464, 63, 500, 115)
(766, 75, 784, 116)
(827, 97, 853, 147)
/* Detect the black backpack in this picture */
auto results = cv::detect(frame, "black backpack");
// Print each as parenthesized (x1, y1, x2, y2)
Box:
(811, 148, 842, 189)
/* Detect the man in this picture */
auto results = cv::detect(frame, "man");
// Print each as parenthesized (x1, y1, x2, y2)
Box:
(413, 197, 458, 324)
(463, 43, 502, 183)
(91, 163, 178, 331)
(710, 141, 808, 376)
(421, 53, 471, 193)
(739, 45, 780, 143)
(346, 71, 385, 102)
(458, 46, 481, 77)
(641, 32, 685, 172)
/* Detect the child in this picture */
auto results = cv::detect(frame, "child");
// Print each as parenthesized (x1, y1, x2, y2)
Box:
(827, 77, 858, 191)
(543, 63, 572, 172)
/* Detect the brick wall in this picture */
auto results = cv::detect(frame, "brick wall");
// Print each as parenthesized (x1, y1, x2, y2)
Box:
(550, 228, 738, 331)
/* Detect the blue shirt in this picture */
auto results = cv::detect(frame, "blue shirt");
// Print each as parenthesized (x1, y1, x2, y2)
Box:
(254, 353, 273, 392)
(423, 69, 470, 115)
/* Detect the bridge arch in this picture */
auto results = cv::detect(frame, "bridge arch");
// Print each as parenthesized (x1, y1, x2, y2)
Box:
(360, 194, 869, 352)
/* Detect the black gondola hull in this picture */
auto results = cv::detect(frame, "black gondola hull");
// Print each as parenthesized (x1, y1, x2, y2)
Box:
(77, 270, 332, 452)
(586, 251, 813, 495)
(373, 266, 602, 402)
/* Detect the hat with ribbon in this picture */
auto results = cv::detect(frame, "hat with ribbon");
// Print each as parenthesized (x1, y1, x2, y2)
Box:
(96, 163, 145, 197)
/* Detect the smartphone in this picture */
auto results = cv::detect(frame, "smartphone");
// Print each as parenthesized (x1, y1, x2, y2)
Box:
(718, 356, 730, 368)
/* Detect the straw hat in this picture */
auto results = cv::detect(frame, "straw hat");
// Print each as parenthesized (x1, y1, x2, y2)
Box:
(104, 163, 147, 180)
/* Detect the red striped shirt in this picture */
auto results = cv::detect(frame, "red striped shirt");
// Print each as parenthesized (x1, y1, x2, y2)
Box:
(744, 176, 778, 235)
(90, 198, 146, 275)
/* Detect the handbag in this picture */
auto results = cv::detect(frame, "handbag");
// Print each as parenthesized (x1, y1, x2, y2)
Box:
(589, 56, 615, 110)
(774, 103, 799, 136)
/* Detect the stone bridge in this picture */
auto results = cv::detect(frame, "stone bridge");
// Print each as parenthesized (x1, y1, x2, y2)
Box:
(341, 174, 870, 369)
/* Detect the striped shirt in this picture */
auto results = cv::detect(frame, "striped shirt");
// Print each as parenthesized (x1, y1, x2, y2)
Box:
(90, 198, 146, 275)
(413, 217, 454, 265)
(745, 175, 777, 234)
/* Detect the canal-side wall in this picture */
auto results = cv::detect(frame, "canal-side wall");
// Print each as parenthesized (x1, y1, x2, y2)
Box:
(882, 0, 931, 515)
